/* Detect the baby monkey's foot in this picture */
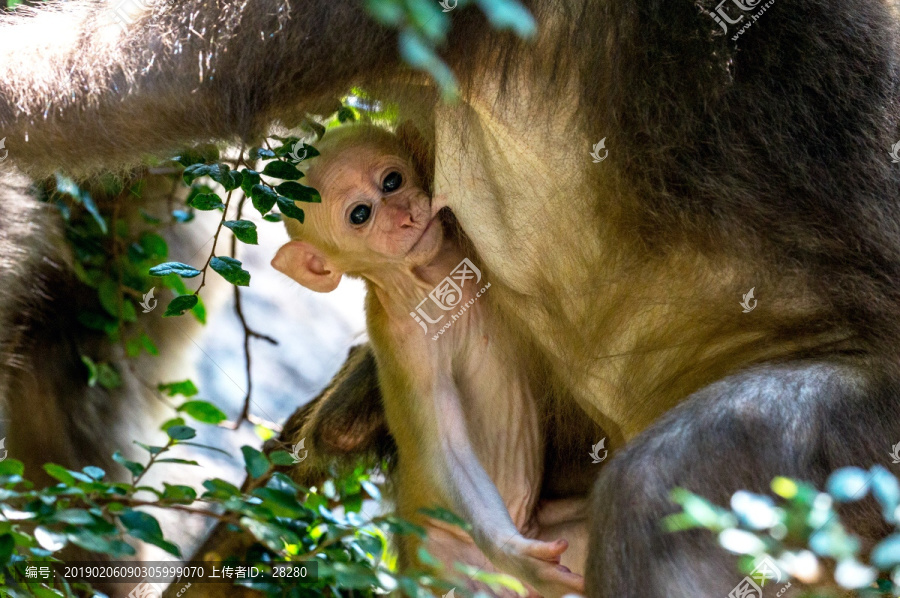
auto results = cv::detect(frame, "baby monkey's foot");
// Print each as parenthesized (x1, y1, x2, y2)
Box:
(498, 537, 584, 598)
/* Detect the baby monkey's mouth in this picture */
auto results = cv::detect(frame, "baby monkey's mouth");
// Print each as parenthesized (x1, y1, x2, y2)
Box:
(410, 214, 439, 251)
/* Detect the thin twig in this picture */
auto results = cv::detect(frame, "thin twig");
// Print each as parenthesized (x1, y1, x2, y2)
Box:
(195, 182, 235, 295)
(229, 187, 277, 430)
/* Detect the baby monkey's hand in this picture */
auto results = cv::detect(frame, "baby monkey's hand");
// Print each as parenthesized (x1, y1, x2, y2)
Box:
(495, 536, 584, 598)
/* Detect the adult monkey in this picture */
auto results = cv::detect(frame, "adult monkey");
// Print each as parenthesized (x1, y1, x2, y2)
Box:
(3, 0, 900, 597)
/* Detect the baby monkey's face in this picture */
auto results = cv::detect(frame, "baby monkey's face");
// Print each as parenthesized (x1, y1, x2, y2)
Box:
(307, 143, 443, 270)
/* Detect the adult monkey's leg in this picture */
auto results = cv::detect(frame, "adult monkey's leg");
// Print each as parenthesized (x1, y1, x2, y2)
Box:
(586, 361, 896, 598)
(0, 0, 401, 176)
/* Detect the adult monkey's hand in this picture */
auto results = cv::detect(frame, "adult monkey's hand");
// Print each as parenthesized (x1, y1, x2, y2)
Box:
(0, 0, 398, 176)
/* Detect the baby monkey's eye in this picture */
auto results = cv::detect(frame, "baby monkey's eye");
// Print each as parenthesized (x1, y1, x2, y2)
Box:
(349, 204, 372, 225)
(382, 171, 403, 193)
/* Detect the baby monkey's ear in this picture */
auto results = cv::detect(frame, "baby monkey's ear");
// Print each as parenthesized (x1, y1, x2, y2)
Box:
(272, 240, 343, 293)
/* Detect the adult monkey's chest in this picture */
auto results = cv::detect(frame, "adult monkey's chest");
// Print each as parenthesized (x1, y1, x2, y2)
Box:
(432, 76, 626, 436)
(431, 73, 800, 442)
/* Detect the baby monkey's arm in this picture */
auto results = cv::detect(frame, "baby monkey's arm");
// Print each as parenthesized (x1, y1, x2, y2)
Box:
(377, 328, 583, 597)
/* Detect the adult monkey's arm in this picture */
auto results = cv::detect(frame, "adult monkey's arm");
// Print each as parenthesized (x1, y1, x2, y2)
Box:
(0, 0, 399, 175)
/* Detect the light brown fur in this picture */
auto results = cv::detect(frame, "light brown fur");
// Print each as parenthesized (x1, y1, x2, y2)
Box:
(273, 126, 584, 596)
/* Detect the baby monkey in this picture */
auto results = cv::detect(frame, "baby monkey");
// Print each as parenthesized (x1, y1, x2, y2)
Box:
(272, 124, 584, 597)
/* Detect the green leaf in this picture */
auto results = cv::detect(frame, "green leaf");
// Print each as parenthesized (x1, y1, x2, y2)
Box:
(34, 527, 68, 553)
(337, 106, 356, 123)
(669, 488, 729, 530)
(82, 466, 105, 481)
(276, 181, 321, 203)
(120, 510, 162, 535)
(210, 256, 251, 286)
(241, 446, 270, 479)
(240, 517, 300, 552)
(43, 464, 76, 486)
(161, 417, 186, 431)
(177, 400, 228, 424)
(163, 295, 199, 317)
(262, 161, 303, 180)
(202, 478, 241, 499)
(182, 163, 211, 185)
(112, 451, 145, 478)
(870, 465, 900, 518)
(0, 533, 13, 566)
(398, 30, 458, 100)
(476, 0, 537, 38)
(166, 425, 197, 441)
(224, 220, 259, 245)
(872, 534, 900, 569)
(77, 311, 117, 334)
(138, 332, 159, 356)
(120, 510, 180, 555)
(134, 442, 166, 455)
(172, 209, 194, 223)
(250, 184, 278, 215)
(252, 488, 307, 518)
(208, 163, 242, 191)
(80, 355, 99, 387)
(361, 480, 382, 501)
(140, 233, 169, 260)
(366, 0, 405, 25)
(96, 362, 122, 389)
(52, 509, 95, 525)
(68, 528, 135, 557)
(149, 262, 201, 278)
(161, 484, 198, 503)
(79, 356, 120, 388)
(97, 279, 123, 319)
(263, 213, 282, 223)
(250, 148, 276, 160)
(66, 180, 107, 234)
(158, 379, 199, 397)
(188, 192, 225, 211)
(191, 293, 207, 324)
(268, 451, 296, 466)
(377, 516, 426, 538)
(0, 459, 24, 477)
(827, 467, 870, 502)
(240, 169, 261, 195)
(276, 196, 305, 223)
